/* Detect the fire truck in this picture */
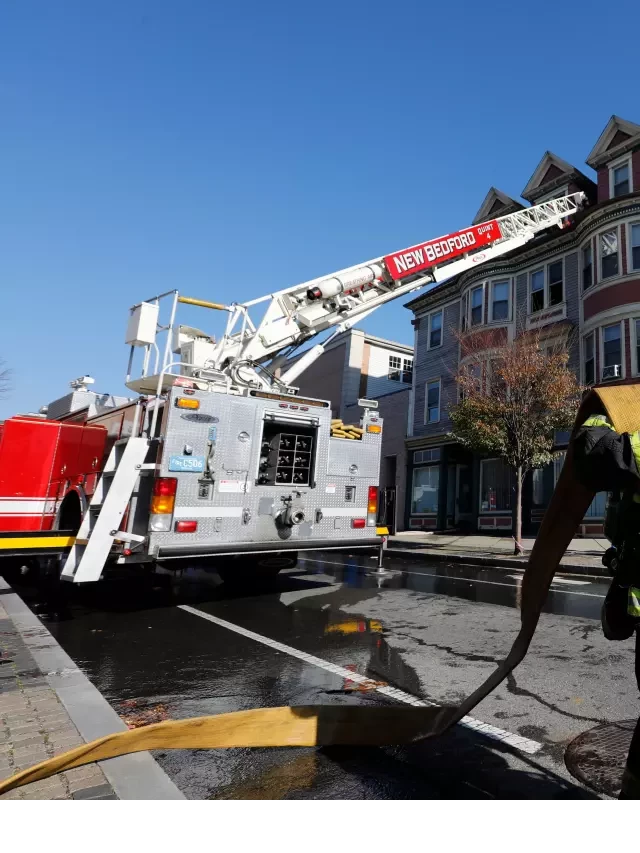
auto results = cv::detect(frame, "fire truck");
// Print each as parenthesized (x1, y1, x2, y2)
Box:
(0, 193, 585, 585)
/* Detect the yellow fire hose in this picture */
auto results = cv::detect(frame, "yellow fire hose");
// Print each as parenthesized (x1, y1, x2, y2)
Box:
(1, 384, 637, 797)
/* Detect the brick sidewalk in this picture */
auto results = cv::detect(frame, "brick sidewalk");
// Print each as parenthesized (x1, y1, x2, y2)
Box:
(0, 598, 116, 800)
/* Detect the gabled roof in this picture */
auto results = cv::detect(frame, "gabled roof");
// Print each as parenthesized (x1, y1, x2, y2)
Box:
(521, 150, 596, 203)
(472, 187, 524, 225)
(586, 115, 640, 169)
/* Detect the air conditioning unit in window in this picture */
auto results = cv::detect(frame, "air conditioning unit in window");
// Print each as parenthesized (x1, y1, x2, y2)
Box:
(601, 364, 621, 381)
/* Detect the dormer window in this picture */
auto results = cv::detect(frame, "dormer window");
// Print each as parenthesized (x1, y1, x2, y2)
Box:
(611, 161, 630, 197)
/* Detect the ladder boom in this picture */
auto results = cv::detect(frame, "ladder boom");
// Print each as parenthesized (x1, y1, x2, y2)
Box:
(228, 191, 585, 369)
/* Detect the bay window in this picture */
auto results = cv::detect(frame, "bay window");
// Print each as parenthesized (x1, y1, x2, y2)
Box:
(600, 230, 619, 279)
(548, 261, 563, 305)
(491, 280, 509, 321)
(470, 286, 483, 326)
(602, 323, 622, 376)
(584, 333, 595, 385)
(530, 269, 544, 313)
(631, 223, 640, 271)
(582, 243, 592, 290)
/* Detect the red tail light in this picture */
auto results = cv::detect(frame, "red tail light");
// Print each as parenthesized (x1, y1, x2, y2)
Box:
(367, 486, 378, 514)
(154, 477, 177, 497)
(352, 518, 366, 529)
(175, 520, 198, 533)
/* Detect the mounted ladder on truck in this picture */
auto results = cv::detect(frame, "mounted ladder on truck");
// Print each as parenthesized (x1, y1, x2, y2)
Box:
(0, 193, 586, 584)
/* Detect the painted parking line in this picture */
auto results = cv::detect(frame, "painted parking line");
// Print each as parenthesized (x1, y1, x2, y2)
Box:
(299, 558, 606, 599)
(178, 604, 543, 755)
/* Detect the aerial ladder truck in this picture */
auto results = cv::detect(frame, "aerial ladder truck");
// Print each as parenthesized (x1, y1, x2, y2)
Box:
(0, 192, 585, 585)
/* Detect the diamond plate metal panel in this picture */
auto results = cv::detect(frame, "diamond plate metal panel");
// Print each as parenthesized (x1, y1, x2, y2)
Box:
(146, 387, 383, 557)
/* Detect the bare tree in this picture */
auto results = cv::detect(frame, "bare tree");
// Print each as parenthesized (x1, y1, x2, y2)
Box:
(448, 324, 581, 555)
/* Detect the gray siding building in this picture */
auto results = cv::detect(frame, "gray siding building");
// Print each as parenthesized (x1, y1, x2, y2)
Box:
(404, 115, 640, 537)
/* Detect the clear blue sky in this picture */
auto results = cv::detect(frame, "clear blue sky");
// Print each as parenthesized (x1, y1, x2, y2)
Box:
(1, 1, 639, 417)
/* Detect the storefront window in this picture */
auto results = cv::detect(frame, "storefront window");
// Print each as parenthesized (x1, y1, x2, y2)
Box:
(411, 466, 439, 514)
(479, 458, 512, 511)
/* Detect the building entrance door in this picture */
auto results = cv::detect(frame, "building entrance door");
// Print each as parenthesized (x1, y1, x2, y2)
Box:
(455, 464, 473, 529)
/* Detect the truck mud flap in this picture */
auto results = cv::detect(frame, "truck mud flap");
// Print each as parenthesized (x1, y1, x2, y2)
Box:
(1, 385, 630, 797)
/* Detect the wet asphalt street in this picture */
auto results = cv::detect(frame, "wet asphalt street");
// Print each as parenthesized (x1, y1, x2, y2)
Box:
(14, 551, 640, 799)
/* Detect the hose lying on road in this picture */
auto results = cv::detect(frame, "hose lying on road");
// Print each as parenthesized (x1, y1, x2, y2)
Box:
(0, 384, 635, 797)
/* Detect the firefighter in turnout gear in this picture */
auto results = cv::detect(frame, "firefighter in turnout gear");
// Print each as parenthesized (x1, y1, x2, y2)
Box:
(572, 412, 640, 798)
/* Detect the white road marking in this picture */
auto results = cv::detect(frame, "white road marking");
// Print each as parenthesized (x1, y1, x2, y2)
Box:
(179, 603, 542, 755)
(508, 574, 591, 587)
(300, 558, 606, 599)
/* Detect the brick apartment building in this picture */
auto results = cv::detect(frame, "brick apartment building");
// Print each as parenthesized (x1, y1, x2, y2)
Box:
(404, 114, 640, 536)
(281, 328, 413, 531)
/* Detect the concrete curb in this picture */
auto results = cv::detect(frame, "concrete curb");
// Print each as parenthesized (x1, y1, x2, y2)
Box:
(0, 578, 185, 800)
(385, 546, 609, 578)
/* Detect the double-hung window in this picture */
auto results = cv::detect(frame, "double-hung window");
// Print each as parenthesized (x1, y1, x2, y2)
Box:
(584, 333, 595, 386)
(425, 379, 441, 424)
(582, 244, 592, 290)
(530, 269, 545, 313)
(602, 323, 622, 376)
(530, 261, 563, 313)
(600, 230, 619, 279)
(470, 286, 483, 326)
(402, 358, 413, 384)
(612, 162, 630, 197)
(428, 310, 442, 348)
(548, 261, 563, 305)
(631, 223, 640, 272)
(491, 280, 509, 321)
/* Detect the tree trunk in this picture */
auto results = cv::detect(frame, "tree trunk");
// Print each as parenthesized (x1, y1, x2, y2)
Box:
(513, 465, 524, 555)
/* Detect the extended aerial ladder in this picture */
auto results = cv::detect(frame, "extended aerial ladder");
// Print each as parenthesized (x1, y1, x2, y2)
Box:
(133, 192, 585, 392)
(59, 192, 586, 584)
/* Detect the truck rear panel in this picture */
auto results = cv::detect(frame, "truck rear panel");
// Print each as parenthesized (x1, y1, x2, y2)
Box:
(144, 386, 382, 561)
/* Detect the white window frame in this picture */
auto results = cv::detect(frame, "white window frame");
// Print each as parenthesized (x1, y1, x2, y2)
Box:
(478, 458, 512, 515)
(600, 321, 624, 380)
(424, 378, 441, 425)
(490, 279, 510, 323)
(529, 260, 564, 315)
(629, 220, 640, 273)
(609, 154, 633, 198)
(633, 318, 640, 377)
(427, 309, 443, 350)
(469, 284, 484, 327)
(583, 331, 595, 386)
(598, 226, 620, 281)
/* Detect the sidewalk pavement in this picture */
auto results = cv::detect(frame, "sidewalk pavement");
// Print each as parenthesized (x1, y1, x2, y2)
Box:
(0, 596, 116, 800)
(388, 532, 610, 575)
(0, 577, 184, 801)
